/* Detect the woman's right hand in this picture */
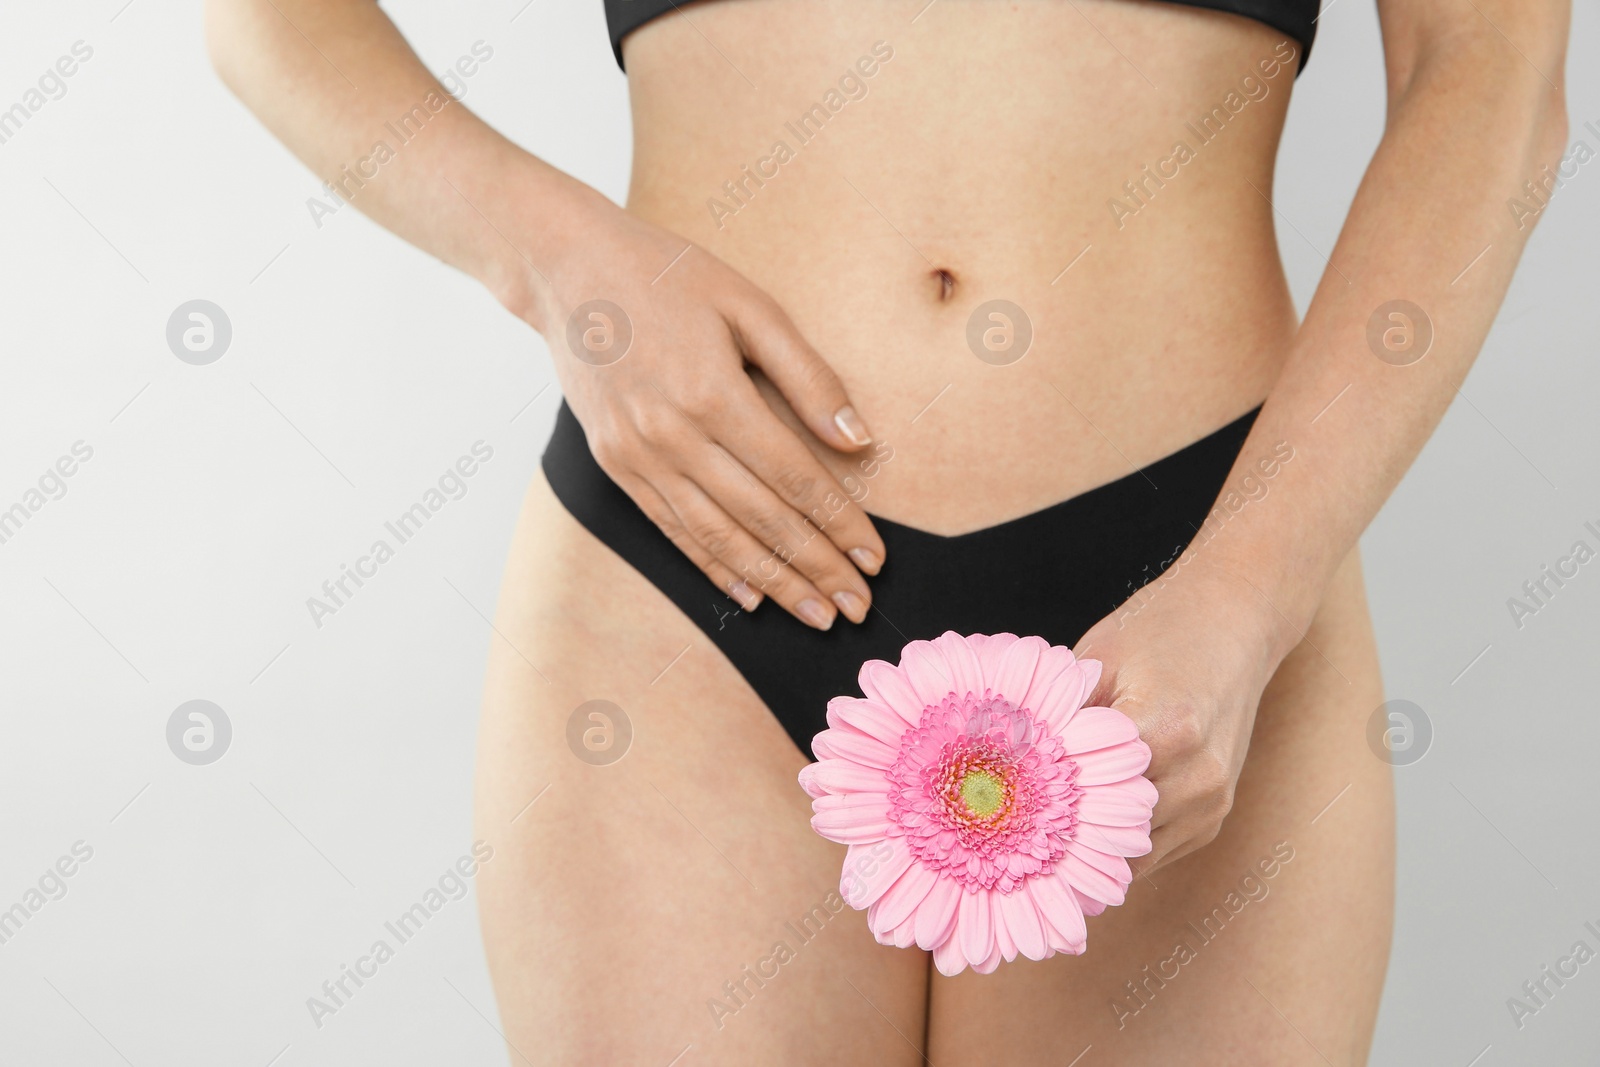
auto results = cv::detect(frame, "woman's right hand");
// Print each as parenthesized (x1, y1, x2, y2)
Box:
(204, 0, 883, 629)
(500, 189, 886, 631)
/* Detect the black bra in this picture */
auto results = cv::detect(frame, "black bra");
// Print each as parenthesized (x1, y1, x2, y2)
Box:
(603, 0, 1318, 73)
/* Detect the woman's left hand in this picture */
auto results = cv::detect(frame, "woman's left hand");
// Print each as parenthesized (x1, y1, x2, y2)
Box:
(1072, 553, 1302, 874)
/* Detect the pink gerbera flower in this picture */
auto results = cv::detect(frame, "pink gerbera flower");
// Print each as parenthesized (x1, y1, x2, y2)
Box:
(798, 632, 1156, 976)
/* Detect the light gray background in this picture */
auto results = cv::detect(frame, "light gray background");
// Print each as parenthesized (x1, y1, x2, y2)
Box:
(0, 1, 1594, 1064)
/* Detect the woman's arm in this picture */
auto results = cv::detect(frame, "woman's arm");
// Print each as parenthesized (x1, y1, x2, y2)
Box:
(1076, 0, 1571, 872)
(1205, 0, 1571, 642)
(205, 0, 888, 630)
(205, 0, 582, 307)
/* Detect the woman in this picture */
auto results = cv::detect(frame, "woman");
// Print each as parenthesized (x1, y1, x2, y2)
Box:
(208, 0, 1569, 1062)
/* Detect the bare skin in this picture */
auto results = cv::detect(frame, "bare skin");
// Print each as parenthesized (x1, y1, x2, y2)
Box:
(478, 478, 1390, 1063)
(206, 0, 1569, 1061)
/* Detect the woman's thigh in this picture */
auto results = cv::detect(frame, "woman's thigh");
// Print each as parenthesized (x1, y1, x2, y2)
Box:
(927, 549, 1395, 1066)
(473, 473, 929, 1067)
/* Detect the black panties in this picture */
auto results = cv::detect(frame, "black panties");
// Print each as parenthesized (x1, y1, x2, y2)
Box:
(542, 401, 1259, 759)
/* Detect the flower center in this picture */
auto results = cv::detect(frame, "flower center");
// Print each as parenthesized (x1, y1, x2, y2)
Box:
(885, 689, 1085, 892)
(959, 768, 1004, 817)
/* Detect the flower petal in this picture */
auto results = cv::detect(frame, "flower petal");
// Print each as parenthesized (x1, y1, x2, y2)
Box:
(990, 636, 1045, 705)
(827, 697, 911, 748)
(890, 911, 919, 949)
(1036, 660, 1095, 733)
(973, 943, 1004, 973)
(914, 877, 963, 950)
(1072, 740, 1153, 786)
(1022, 645, 1077, 713)
(899, 640, 955, 708)
(812, 727, 896, 770)
(1073, 820, 1153, 858)
(1076, 889, 1108, 917)
(1043, 659, 1103, 733)
(840, 839, 914, 909)
(871, 860, 938, 933)
(992, 891, 1019, 962)
(1056, 850, 1128, 907)
(932, 930, 970, 976)
(1027, 870, 1087, 951)
(810, 792, 892, 844)
(972, 633, 1020, 685)
(932, 631, 985, 701)
(799, 758, 888, 798)
(1077, 784, 1157, 827)
(1098, 770, 1158, 811)
(996, 885, 1049, 961)
(859, 661, 926, 726)
(1065, 841, 1133, 887)
(1060, 705, 1141, 754)
(958, 886, 995, 970)
(810, 732, 843, 761)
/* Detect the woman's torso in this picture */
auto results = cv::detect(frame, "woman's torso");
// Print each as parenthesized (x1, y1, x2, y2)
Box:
(621, 0, 1301, 533)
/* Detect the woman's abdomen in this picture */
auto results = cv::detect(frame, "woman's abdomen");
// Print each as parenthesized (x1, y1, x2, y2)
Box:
(619, 0, 1304, 533)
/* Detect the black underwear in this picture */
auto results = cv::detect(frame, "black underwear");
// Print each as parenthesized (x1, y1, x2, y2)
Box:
(542, 401, 1260, 758)
(602, 0, 1319, 73)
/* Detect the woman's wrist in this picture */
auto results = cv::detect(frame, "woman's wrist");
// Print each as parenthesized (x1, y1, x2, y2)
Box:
(460, 151, 622, 332)
(1194, 535, 1330, 666)
(1157, 543, 1319, 672)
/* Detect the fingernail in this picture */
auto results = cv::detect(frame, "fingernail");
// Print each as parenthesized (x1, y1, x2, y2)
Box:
(797, 597, 835, 630)
(729, 580, 761, 611)
(832, 589, 867, 622)
(848, 547, 882, 575)
(833, 406, 872, 446)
